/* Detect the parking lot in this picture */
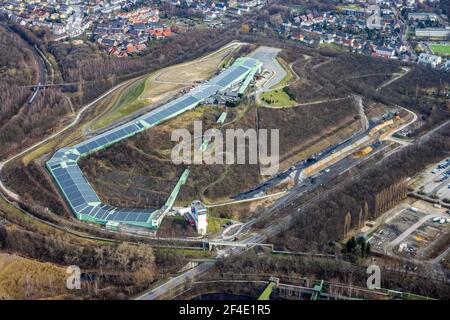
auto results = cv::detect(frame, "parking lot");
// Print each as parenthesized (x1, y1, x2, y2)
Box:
(398, 219, 448, 259)
(411, 158, 450, 201)
(248, 46, 286, 91)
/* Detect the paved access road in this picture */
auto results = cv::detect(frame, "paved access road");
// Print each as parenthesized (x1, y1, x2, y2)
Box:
(248, 46, 286, 91)
(385, 212, 444, 255)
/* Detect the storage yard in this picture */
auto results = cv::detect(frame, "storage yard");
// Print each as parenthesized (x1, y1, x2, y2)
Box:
(364, 200, 449, 263)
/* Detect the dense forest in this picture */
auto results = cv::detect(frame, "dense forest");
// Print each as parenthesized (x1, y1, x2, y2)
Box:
(259, 97, 359, 163)
(0, 26, 72, 158)
(0, 199, 191, 299)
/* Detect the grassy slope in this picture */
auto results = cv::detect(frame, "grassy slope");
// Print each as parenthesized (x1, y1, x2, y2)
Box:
(207, 217, 231, 234)
(261, 89, 296, 107)
(0, 253, 68, 300)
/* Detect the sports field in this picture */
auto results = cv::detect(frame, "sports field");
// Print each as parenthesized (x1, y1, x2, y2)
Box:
(429, 44, 450, 57)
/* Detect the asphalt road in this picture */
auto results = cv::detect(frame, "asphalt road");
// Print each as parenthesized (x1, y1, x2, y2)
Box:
(233, 119, 378, 201)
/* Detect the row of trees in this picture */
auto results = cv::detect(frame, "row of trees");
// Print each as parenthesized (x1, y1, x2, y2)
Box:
(274, 124, 450, 252)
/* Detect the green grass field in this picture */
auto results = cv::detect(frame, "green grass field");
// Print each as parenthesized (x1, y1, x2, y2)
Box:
(261, 89, 296, 107)
(429, 44, 450, 57)
(337, 4, 363, 11)
(207, 217, 231, 234)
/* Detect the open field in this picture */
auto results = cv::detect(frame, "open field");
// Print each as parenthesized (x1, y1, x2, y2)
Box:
(318, 42, 345, 52)
(91, 43, 242, 130)
(207, 216, 232, 234)
(260, 88, 296, 107)
(429, 44, 450, 57)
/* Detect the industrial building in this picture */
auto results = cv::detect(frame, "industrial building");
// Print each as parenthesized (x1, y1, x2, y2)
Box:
(46, 57, 262, 234)
(183, 200, 208, 235)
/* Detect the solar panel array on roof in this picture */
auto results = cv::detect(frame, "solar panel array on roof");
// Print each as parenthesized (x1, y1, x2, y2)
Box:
(49, 162, 100, 210)
(241, 58, 259, 68)
(215, 66, 249, 87)
(190, 84, 222, 101)
(46, 57, 261, 231)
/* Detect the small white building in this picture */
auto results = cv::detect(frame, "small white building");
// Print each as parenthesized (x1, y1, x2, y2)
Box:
(190, 200, 208, 235)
